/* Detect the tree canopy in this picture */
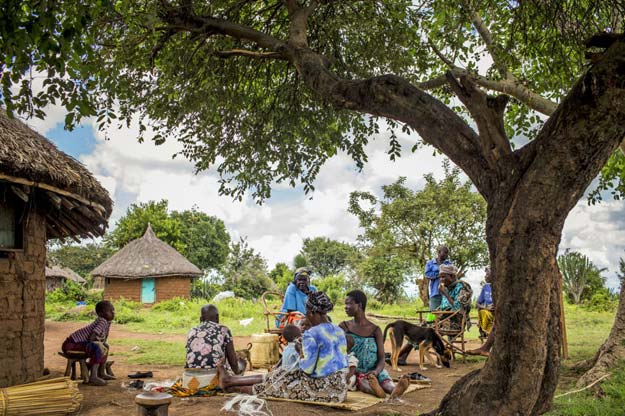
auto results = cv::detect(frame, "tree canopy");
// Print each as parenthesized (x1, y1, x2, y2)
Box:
(47, 242, 115, 281)
(106, 200, 230, 270)
(557, 250, 607, 304)
(298, 237, 358, 277)
(2, 1, 624, 201)
(220, 238, 274, 299)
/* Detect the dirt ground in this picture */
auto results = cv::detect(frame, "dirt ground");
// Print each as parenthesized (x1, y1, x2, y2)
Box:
(44, 321, 483, 415)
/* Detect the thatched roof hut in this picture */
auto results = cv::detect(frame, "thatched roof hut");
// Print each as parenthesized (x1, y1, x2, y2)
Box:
(45, 265, 86, 284)
(0, 109, 112, 388)
(0, 110, 112, 240)
(93, 225, 201, 303)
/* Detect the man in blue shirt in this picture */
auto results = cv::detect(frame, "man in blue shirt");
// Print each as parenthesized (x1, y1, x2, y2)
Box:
(424, 246, 451, 311)
(476, 268, 494, 338)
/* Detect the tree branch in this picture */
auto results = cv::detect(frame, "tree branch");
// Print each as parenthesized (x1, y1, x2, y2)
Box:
(283, 0, 318, 48)
(214, 49, 287, 60)
(445, 71, 512, 167)
(461, 0, 510, 79)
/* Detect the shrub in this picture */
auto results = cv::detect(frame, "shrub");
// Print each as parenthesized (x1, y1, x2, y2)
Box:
(584, 290, 618, 313)
(46, 281, 88, 303)
(191, 279, 222, 300)
(314, 275, 348, 304)
(152, 297, 193, 312)
(113, 298, 145, 324)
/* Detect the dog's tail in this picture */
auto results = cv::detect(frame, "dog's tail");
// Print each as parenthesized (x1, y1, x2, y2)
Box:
(246, 342, 253, 350)
(383, 322, 395, 343)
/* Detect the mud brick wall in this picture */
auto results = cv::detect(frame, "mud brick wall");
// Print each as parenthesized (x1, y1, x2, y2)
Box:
(156, 277, 190, 302)
(0, 211, 46, 387)
(104, 279, 141, 302)
(104, 277, 189, 303)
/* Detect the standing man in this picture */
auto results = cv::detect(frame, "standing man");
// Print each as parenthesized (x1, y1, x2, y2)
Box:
(476, 268, 494, 339)
(425, 246, 452, 311)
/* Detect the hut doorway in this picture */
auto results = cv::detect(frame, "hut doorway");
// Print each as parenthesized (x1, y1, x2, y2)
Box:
(141, 278, 155, 304)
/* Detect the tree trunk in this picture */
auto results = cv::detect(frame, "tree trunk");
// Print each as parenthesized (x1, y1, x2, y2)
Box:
(417, 277, 429, 307)
(576, 281, 625, 388)
(430, 188, 565, 415)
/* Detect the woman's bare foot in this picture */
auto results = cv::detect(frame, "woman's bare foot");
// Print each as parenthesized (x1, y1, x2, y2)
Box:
(390, 375, 410, 399)
(100, 374, 116, 380)
(88, 376, 107, 386)
(466, 348, 490, 357)
(367, 373, 386, 398)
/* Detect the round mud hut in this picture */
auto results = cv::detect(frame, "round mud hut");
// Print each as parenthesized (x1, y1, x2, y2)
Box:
(0, 110, 112, 387)
(45, 265, 86, 291)
(92, 224, 202, 303)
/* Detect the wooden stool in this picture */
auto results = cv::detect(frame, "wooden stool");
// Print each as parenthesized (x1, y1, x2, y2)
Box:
(135, 392, 173, 416)
(58, 351, 89, 383)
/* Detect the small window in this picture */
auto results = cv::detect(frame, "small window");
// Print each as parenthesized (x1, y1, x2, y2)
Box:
(0, 197, 24, 250)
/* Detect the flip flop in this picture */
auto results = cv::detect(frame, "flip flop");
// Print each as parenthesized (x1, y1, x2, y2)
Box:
(409, 372, 431, 382)
(128, 371, 153, 379)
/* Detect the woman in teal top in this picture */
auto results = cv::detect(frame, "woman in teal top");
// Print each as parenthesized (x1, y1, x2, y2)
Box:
(340, 290, 406, 398)
(218, 291, 348, 403)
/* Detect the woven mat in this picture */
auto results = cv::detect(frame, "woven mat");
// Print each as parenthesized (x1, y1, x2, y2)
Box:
(226, 383, 428, 411)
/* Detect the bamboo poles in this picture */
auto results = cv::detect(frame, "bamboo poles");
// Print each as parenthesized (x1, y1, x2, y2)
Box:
(0, 377, 82, 415)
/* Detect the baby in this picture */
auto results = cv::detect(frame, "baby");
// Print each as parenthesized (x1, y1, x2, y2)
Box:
(61, 300, 115, 386)
(345, 334, 359, 391)
(281, 324, 302, 370)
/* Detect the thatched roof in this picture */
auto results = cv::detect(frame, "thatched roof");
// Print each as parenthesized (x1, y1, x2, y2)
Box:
(0, 110, 112, 239)
(45, 265, 86, 284)
(91, 224, 202, 279)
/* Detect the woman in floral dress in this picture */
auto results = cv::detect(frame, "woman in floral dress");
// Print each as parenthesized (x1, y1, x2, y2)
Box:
(185, 304, 242, 374)
(217, 291, 348, 403)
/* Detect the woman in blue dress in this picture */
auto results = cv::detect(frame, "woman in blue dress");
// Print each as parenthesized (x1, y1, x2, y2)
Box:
(276, 267, 317, 327)
(339, 290, 406, 398)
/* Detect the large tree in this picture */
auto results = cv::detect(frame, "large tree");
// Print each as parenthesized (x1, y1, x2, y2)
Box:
(349, 162, 488, 304)
(3, 1, 625, 414)
(47, 242, 115, 282)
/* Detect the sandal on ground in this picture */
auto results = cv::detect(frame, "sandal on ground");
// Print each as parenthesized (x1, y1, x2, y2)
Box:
(128, 371, 153, 379)
(408, 372, 431, 382)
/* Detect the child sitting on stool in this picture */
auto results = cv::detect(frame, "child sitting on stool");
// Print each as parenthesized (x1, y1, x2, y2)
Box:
(62, 300, 115, 385)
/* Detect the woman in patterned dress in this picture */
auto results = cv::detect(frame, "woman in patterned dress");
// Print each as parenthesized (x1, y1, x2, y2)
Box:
(217, 291, 349, 403)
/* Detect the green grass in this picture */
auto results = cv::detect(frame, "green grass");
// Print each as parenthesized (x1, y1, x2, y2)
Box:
(548, 363, 625, 416)
(110, 339, 185, 366)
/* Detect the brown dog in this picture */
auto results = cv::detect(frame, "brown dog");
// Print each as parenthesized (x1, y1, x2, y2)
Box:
(235, 343, 253, 371)
(383, 320, 452, 371)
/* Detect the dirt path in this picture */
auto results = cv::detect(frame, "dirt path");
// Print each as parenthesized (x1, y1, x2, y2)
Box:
(45, 320, 482, 415)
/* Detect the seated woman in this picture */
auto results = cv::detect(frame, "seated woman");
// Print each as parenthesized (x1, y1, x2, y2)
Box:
(276, 267, 317, 327)
(339, 290, 408, 398)
(218, 292, 348, 403)
(186, 304, 242, 374)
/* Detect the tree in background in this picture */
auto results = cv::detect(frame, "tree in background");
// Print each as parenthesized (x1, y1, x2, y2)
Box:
(557, 250, 607, 305)
(355, 248, 413, 303)
(221, 238, 274, 299)
(47, 242, 115, 285)
(268, 262, 293, 292)
(293, 253, 308, 269)
(5, 1, 625, 413)
(299, 237, 358, 277)
(105, 200, 230, 270)
(349, 163, 487, 304)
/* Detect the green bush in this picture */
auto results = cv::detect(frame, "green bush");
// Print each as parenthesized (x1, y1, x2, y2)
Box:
(190, 279, 222, 300)
(314, 274, 348, 304)
(584, 290, 618, 313)
(46, 281, 88, 303)
(152, 297, 193, 312)
(112, 298, 145, 324)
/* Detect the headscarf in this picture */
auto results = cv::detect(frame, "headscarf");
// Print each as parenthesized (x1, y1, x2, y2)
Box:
(306, 291, 334, 314)
(293, 267, 312, 294)
(439, 264, 458, 276)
